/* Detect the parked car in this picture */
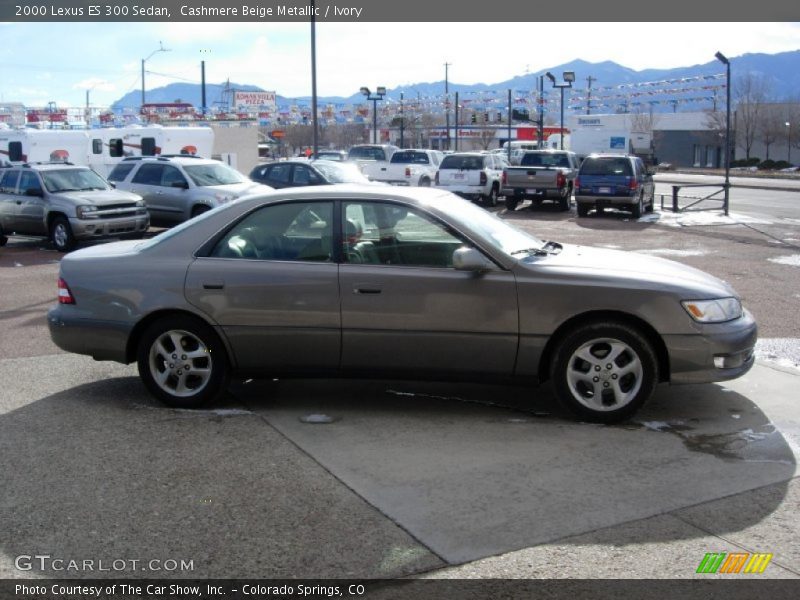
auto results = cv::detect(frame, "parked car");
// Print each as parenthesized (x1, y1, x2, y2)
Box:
(0, 162, 148, 252)
(108, 156, 271, 225)
(502, 150, 579, 211)
(348, 144, 400, 179)
(249, 159, 377, 188)
(574, 154, 655, 218)
(48, 186, 756, 423)
(366, 149, 443, 187)
(435, 152, 503, 206)
(311, 150, 348, 162)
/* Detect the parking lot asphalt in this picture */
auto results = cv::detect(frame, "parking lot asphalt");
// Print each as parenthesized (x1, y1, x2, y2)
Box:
(1, 204, 799, 582)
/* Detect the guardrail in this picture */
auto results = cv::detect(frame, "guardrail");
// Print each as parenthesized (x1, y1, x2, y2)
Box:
(659, 183, 730, 214)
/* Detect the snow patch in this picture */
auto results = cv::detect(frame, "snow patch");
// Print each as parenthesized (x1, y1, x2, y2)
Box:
(768, 254, 800, 267)
(638, 210, 772, 228)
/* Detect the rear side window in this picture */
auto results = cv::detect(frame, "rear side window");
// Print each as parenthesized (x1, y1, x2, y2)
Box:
(348, 147, 386, 161)
(266, 164, 291, 184)
(391, 151, 429, 165)
(0, 170, 20, 193)
(440, 155, 484, 170)
(131, 163, 165, 185)
(579, 158, 633, 177)
(108, 163, 136, 182)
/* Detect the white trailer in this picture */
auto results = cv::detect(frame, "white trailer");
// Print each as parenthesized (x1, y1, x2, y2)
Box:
(567, 129, 653, 162)
(0, 126, 214, 177)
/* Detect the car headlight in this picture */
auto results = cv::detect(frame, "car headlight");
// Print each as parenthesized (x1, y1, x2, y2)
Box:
(681, 298, 743, 323)
(76, 205, 99, 219)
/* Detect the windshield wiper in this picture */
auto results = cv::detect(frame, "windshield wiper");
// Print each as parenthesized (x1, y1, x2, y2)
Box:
(511, 247, 550, 257)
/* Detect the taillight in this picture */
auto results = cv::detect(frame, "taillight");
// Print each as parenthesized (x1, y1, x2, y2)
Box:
(58, 278, 75, 304)
(575, 177, 581, 189)
(502, 170, 507, 185)
(556, 171, 566, 188)
(405, 167, 411, 177)
(629, 177, 639, 191)
(435, 171, 439, 185)
(480, 171, 487, 185)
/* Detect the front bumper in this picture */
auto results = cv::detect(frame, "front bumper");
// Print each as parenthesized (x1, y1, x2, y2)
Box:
(70, 215, 150, 241)
(665, 309, 757, 384)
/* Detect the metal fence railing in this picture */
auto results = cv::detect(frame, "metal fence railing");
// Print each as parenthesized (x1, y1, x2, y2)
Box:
(660, 183, 730, 214)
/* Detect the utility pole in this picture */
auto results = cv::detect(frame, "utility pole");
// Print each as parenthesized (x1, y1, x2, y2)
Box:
(586, 75, 596, 115)
(444, 62, 451, 151)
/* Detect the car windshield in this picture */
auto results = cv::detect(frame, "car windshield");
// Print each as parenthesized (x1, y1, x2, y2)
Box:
(580, 157, 633, 176)
(390, 151, 430, 165)
(40, 168, 109, 192)
(183, 163, 246, 186)
(520, 153, 571, 168)
(427, 194, 544, 256)
(312, 161, 370, 183)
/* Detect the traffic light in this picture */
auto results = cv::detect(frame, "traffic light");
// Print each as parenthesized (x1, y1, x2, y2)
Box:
(483, 112, 489, 122)
(471, 113, 477, 124)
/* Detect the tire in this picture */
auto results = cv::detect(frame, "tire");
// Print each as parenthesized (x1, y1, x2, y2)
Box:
(646, 192, 655, 213)
(505, 196, 520, 211)
(550, 321, 658, 423)
(419, 177, 431, 187)
(558, 185, 571, 211)
(0, 224, 7, 247)
(483, 185, 499, 207)
(50, 215, 76, 253)
(137, 314, 230, 409)
(632, 194, 643, 219)
(576, 203, 589, 218)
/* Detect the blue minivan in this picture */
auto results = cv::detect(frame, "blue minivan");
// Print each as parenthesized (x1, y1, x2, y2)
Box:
(574, 154, 655, 218)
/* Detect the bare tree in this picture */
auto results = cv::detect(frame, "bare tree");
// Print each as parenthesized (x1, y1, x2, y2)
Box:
(734, 73, 771, 160)
(475, 127, 497, 150)
(282, 124, 313, 155)
(629, 108, 660, 135)
(758, 106, 784, 160)
(325, 123, 367, 149)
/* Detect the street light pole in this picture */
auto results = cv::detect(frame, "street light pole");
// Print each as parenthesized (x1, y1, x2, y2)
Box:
(787, 121, 792, 165)
(715, 51, 731, 216)
(444, 62, 451, 151)
(141, 42, 170, 109)
(546, 71, 575, 150)
(360, 86, 386, 144)
(400, 91, 404, 149)
(311, 0, 319, 158)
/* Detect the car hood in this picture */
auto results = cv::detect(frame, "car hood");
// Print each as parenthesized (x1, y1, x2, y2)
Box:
(207, 182, 272, 196)
(525, 243, 736, 297)
(60, 189, 142, 205)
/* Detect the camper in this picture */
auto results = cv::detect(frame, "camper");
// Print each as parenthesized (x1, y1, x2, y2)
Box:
(501, 140, 542, 165)
(0, 125, 214, 177)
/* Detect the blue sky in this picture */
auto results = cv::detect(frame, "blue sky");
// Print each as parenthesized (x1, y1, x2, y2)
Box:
(1, 22, 799, 109)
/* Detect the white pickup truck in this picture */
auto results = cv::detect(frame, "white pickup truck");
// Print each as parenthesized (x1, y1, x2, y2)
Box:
(364, 149, 443, 186)
(348, 144, 399, 179)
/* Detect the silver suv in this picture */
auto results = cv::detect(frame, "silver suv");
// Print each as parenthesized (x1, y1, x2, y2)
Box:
(109, 156, 272, 224)
(0, 162, 148, 252)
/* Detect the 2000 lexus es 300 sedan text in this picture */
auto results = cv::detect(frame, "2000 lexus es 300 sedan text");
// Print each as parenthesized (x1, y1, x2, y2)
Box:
(47, 186, 756, 422)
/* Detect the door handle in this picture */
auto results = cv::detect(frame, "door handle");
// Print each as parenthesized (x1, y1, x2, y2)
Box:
(202, 282, 225, 290)
(353, 286, 382, 295)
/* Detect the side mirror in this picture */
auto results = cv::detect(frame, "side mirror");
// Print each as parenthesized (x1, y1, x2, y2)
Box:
(453, 247, 494, 272)
(25, 188, 44, 197)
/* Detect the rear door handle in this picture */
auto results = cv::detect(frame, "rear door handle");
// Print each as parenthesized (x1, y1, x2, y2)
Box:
(203, 282, 225, 290)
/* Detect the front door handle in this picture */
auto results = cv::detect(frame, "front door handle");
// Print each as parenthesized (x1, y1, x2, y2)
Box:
(202, 282, 225, 290)
(353, 286, 382, 295)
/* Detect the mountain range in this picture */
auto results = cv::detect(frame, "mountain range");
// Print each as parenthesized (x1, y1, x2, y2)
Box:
(111, 50, 800, 112)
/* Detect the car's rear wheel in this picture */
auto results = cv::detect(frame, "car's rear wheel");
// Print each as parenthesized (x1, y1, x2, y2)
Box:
(505, 195, 522, 211)
(50, 215, 76, 252)
(137, 315, 230, 409)
(558, 185, 571, 211)
(576, 203, 589, 217)
(419, 177, 431, 187)
(0, 224, 7, 247)
(550, 321, 658, 423)
(632, 194, 643, 219)
(483, 185, 499, 207)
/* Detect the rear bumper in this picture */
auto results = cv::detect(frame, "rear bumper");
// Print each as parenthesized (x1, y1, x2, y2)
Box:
(665, 310, 757, 384)
(436, 184, 488, 199)
(575, 193, 637, 207)
(48, 305, 131, 363)
(502, 186, 562, 198)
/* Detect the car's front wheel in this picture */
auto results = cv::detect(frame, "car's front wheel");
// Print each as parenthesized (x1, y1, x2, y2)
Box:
(50, 215, 76, 252)
(137, 315, 230, 408)
(550, 321, 658, 423)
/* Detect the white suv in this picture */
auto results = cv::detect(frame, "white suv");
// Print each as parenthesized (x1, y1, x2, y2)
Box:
(434, 152, 503, 206)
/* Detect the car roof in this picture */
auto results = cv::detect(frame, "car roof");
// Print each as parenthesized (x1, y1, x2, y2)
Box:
(16, 163, 91, 171)
(125, 156, 220, 166)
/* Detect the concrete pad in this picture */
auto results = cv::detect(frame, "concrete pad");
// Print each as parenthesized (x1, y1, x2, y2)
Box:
(424, 512, 799, 579)
(246, 367, 797, 564)
(0, 355, 444, 579)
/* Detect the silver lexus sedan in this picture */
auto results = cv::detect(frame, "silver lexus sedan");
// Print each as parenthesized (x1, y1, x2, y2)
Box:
(47, 186, 756, 422)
